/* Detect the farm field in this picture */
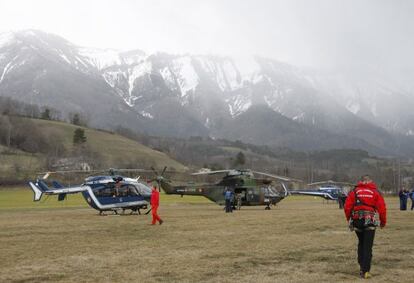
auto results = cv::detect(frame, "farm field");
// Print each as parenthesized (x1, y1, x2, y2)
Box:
(0, 189, 413, 283)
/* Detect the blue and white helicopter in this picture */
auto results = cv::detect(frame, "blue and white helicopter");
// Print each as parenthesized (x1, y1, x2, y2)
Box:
(28, 170, 155, 215)
(290, 180, 352, 201)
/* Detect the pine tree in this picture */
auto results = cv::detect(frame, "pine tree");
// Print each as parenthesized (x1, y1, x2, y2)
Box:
(234, 151, 246, 166)
(41, 108, 51, 120)
(71, 113, 81, 125)
(73, 128, 87, 145)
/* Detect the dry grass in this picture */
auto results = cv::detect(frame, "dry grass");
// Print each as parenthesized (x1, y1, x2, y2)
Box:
(0, 191, 413, 283)
(2, 118, 187, 174)
(31, 118, 187, 171)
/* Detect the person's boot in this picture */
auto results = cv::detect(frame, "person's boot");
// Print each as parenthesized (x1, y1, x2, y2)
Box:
(362, 272, 372, 279)
(159, 219, 164, 225)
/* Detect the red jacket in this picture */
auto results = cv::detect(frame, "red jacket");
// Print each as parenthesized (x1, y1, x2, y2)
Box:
(150, 188, 160, 207)
(344, 181, 387, 227)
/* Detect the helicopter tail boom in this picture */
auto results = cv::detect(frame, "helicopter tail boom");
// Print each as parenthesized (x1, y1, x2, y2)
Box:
(28, 180, 87, 202)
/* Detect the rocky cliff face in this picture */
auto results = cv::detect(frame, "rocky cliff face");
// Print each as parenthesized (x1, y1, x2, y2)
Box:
(1, 30, 413, 155)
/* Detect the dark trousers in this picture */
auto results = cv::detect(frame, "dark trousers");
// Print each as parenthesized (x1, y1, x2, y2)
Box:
(225, 199, 232, 213)
(411, 200, 414, 210)
(400, 198, 407, 210)
(354, 220, 376, 273)
(338, 196, 346, 209)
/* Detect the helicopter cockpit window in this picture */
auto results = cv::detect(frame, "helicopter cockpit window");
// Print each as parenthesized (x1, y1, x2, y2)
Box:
(262, 186, 279, 197)
(93, 186, 113, 197)
(135, 183, 151, 195)
(118, 184, 140, 197)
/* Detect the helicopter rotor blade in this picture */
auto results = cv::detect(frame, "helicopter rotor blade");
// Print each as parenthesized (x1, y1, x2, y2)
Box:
(150, 166, 160, 176)
(38, 169, 108, 176)
(307, 180, 353, 186)
(112, 168, 153, 173)
(150, 166, 160, 191)
(191, 169, 233, 176)
(42, 172, 51, 180)
(37, 169, 102, 180)
(281, 182, 289, 197)
(251, 171, 297, 182)
(161, 166, 167, 177)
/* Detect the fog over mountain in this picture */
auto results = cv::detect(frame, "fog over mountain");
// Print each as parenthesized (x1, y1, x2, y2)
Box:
(0, 1, 414, 156)
(0, 29, 413, 156)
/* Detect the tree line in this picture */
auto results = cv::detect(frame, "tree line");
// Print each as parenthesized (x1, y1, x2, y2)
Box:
(0, 97, 412, 191)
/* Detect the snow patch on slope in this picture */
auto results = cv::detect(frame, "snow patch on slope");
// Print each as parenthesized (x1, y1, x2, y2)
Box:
(264, 95, 281, 113)
(0, 55, 18, 83)
(196, 57, 242, 91)
(292, 112, 305, 121)
(59, 54, 71, 64)
(103, 69, 125, 88)
(128, 61, 152, 95)
(79, 47, 121, 70)
(226, 94, 252, 117)
(0, 32, 14, 48)
(171, 57, 199, 97)
(222, 60, 241, 90)
(233, 55, 261, 81)
(346, 100, 360, 114)
(121, 51, 147, 65)
(139, 110, 154, 119)
(160, 67, 177, 90)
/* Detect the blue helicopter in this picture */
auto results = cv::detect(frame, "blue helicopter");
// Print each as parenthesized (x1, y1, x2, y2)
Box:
(28, 170, 154, 215)
(290, 180, 352, 201)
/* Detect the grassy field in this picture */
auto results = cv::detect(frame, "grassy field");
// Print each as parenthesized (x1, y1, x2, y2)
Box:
(0, 189, 413, 283)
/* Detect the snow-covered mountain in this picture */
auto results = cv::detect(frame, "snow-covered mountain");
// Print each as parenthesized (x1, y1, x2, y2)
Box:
(1, 30, 413, 155)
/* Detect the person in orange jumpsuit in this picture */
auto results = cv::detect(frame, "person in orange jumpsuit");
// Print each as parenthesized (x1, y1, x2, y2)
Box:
(150, 186, 163, 225)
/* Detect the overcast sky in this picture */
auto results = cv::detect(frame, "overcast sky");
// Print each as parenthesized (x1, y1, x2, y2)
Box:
(0, 0, 413, 71)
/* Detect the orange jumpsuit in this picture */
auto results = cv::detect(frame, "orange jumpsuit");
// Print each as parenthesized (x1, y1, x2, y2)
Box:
(150, 188, 162, 224)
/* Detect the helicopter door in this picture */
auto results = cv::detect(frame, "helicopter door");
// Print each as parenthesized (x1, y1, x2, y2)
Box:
(246, 189, 255, 202)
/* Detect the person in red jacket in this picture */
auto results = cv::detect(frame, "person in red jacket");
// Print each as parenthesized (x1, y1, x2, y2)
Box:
(150, 186, 163, 225)
(344, 175, 386, 279)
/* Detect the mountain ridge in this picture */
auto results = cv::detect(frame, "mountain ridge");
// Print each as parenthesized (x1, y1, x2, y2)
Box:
(1, 29, 413, 156)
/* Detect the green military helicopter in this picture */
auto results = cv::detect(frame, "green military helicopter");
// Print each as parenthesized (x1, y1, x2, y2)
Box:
(151, 167, 292, 210)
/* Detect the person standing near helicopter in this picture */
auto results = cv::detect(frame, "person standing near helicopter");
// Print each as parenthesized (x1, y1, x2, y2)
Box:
(150, 185, 163, 225)
(224, 187, 234, 213)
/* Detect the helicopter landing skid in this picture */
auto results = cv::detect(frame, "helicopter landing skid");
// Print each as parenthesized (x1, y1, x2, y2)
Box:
(99, 210, 108, 216)
(121, 208, 137, 215)
(128, 209, 141, 215)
